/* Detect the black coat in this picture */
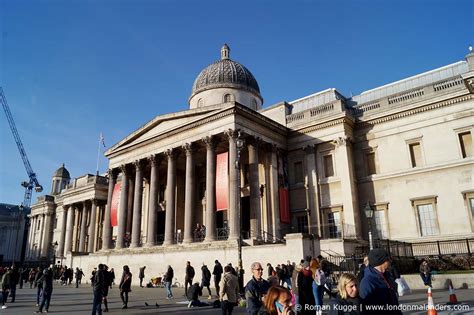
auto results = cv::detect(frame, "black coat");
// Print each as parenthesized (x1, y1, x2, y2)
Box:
(185, 265, 195, 281)
(201, 266, 211, 286)
(164, 267, 174, 282)
(328, 294, 363, 315)
(119, 271, 132, 293)
(297, 269, 315, 315)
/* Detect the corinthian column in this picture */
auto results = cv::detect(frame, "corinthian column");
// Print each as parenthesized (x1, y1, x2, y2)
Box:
(146, 155, 160, 246)
(182, 143, 195, 244)
(64, 204, 75, 253)
(116, 165, 129, 249)
(131, 160, 144, 248)
(87, 199, 98, 253)
(203, 136, 217, 242)
(163, 149, 177, 246)
(225, 129, 239, 240)
(103, 169, 117, 250)
(248, 137, 261, 239)
(57, 205, 69, 257)
(78, 201, 88, 252)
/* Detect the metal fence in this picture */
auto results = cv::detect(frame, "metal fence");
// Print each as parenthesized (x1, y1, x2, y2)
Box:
(411, 238, 473, 257)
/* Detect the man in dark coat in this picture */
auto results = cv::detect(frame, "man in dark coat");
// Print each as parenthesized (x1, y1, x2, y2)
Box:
(212, 260, 223, 296)
(187, 282, 209, 307)
(359, 248, 402, 314)
(139, 266, 146, 288)
(185, 261, 195, 298)
(200, 265, 212, 298)
(9, 265, 19, 302)
(91, 264, 105, 315)
(163, 265, 174, 299)
(297, 261, 315, 315)
(244, 262, 269, 315)
(35, 267, 54, 313)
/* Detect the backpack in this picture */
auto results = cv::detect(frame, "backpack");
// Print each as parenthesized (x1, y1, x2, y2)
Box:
(314, 269, 326, 286)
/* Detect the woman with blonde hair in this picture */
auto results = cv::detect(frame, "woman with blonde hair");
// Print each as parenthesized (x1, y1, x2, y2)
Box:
(262, 285, 295, 315)
(329, 273, 362, 315)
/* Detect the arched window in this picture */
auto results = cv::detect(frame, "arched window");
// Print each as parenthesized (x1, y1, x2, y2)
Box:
(198, 98, 204, 107)
(224, 93, 232, 103)
(253, 99, 258, 109)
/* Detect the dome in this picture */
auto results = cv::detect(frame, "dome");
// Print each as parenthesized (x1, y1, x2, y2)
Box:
(190, 44, 262, 102)
(53, 163, 70, 179)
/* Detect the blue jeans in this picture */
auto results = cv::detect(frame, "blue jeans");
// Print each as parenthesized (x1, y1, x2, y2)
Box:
(282, 277, 292, 290)
(39, 290, 52, 312)
(36, 286, 43, 304)
(165, 281, 173, 298)
(312, 282, 324, 308)
(420, 273, 432, 286)
(92, 290, 103, 315)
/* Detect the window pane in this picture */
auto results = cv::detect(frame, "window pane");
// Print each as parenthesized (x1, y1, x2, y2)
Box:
(366, 152, 376, 175)
(459, 132, 472, 158)
(470, 198, 474, 219)
(409, 143, 423, 167)
(374, 210, 388, 239)
(328, 212, 341, 238)
(417, 204, 439, 236)
(324, 155, 334, 177)
(294, 161, 303, 183)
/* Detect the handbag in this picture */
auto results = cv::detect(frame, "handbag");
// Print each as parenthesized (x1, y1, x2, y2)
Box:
(395, 277, 411, 296)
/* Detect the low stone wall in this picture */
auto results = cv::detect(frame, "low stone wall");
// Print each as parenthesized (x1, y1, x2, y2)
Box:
(65, 233, 320, 287)
(401, 273, 474, 290)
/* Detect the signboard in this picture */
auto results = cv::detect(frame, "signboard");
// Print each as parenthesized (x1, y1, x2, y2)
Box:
(110, 182, 121, 227)
(216, 152, 229, 211)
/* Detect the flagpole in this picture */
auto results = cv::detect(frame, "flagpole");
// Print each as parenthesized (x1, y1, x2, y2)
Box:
(96, 133, 102, 175)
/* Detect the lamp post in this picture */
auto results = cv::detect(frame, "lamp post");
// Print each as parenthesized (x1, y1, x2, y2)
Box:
(12, 204, 24, 264)
(235, 131, 244, 270)
(364, 202, 374, 250)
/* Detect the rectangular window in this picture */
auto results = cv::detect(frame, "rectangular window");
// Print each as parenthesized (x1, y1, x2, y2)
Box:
(53, 217, 58, 230)
(323, 155, 334, 177)
(409, 142, 423, 167)
(296, 215, 308, 233)
(294, 161, 303, 183)
(374, 210, 388, 239)
(470, 198, 474, 221)
(417, 204, 439, 236)
(366, 152, 376, 175)
(328, 212, 341, 238)
(459, 132, 472, 158)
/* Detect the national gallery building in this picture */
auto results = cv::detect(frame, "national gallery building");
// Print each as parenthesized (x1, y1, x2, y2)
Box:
(27, 45, 473, 282)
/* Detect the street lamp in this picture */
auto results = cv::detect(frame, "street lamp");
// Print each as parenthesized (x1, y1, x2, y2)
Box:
(364, 202, 374, 250)
(235, 131, 244, 271)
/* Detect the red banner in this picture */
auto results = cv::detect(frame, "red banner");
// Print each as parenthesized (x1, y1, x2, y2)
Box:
(216, 152, 229, 211)
(279, 188, 290, 223)
(111, 182, 121, 227)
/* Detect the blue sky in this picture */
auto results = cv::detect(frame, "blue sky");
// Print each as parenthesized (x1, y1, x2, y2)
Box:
(0, 0, 472, 205)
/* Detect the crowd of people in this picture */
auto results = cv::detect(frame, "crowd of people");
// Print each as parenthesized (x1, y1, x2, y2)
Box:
(0, 249, 437, 314)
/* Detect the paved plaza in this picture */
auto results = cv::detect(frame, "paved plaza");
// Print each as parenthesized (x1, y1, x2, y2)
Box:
(1, 283, 473, 314)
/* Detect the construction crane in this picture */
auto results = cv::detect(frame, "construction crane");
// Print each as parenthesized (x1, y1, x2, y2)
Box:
(1, 87, 43, 209)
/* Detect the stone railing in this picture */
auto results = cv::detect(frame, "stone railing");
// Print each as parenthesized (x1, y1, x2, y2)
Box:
(286, 101, 341, 125)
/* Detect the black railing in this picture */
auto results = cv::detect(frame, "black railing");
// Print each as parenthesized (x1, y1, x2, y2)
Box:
(355, 239, 413, 257)
(411, 238, 473, 257)
(261, 231, 286, 244)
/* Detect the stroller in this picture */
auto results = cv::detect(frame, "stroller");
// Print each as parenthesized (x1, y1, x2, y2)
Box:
(146, 276, 164, 288)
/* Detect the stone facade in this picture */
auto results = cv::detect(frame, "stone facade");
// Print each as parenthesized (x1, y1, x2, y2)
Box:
(0, 204, 26, 263)
(27, 46, 473, 284)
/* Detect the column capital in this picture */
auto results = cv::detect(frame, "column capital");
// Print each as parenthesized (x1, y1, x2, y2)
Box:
(147, 154, 162, 167)
(133, 159, 144, 171)
(182, 143, 195, 156)
(107, 168, 118, 180)
(224, 128, 237, 140)
(246, 136, 261, 148)
(119, 164, 129, 175)
(304, 144, 315, 154)
(165, 148, 177, 160)
(90, 198, 98, 204)
(332, 136, 352, 147)
(202, 136, 217, 150)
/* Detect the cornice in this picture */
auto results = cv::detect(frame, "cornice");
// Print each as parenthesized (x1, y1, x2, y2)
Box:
(356, 94, 473, 130)
(289, 117, 351, 135)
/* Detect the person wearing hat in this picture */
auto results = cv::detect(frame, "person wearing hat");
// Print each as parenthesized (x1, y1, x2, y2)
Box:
(359, 248, 402, 314)
(296, 260, 315, 315)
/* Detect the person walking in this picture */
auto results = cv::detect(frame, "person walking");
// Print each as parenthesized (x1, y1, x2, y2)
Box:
(219, 265, 239, 315)
(75, 267, 84, 288)
(213, 260, 223, 297)
(91, 263, 105, 315)
(163, 265, 174, 299)
(102, 265, 111, 312)
(29, 267, 37, 288)
(34, 267, 44, 306)
(9, 265, 19, 303)
(185, 261, 195, 298)
(200, 264, 212, 299)
(139, 266, 146, 288)
(109, 268, 115, 287)
(297, 260, 315, 315)
(310, 258, 326, 314)
(419, 259, 432, 287)
(245, 261, 270, 315)
(35, 266, 54, 314)
(359, 248, 402, 314)
(1, 267, 12, 309)
(119, 265, 132, 309)
(328, 273, 362, 315)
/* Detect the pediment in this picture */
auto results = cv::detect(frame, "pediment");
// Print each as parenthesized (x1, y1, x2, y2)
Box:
(107, 105, 230, 154)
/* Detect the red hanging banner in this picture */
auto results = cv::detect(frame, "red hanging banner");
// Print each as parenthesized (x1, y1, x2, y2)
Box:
(216, 152, 229, 211)
(279, 188, 290, 223)
(110, 182, 121, 227)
